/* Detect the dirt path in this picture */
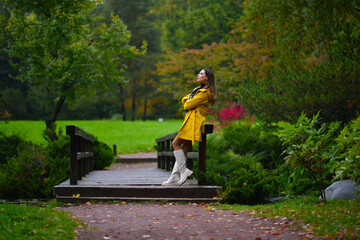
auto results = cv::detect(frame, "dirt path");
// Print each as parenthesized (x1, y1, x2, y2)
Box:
(59, 202, 315, 240)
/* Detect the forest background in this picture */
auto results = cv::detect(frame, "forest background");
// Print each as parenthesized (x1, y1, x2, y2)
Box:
(1, 0, 359, 126)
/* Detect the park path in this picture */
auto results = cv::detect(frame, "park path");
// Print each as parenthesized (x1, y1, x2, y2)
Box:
(59, 201, 315, 240)
(57, 157, 317, 240)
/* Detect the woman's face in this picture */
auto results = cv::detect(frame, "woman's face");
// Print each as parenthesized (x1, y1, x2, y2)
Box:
(197, 69, 208, 83)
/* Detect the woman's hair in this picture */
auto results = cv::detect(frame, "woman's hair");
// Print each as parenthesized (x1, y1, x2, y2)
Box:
(204, 68, 217, 104)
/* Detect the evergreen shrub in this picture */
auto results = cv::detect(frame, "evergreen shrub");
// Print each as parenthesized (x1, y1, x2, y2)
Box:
(0, 143, 47, 199)
(197, 121, 283, 204)
(222, 168, 279, 204)
(223, 121, 284, 169)
(0, 131, 25, 164)
(93, 138, 114, 170)
(0, 130, 114, 199)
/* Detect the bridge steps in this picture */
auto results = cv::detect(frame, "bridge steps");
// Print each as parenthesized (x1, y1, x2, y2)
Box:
(54, 166, 221, 203)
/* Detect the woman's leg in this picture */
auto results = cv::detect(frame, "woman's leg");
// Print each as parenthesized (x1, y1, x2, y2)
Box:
(172, 136, 192, 155)
(162, 136, 191, 186)
(172, 136, 193, 185)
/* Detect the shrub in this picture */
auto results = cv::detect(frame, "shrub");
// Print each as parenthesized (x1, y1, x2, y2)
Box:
(195, 167, 279, 204)
(0, 131, 26, 164)
(0, 130, 114, 199)
(223, 121, 284, 169)
(93, 138, 114, 170)
(208, 102, 248, 127)
(333, 118, 360, 186)
(223, 168, 279, 204)
(222, 168, 277, 204)
(42, 135, 71, 197)
(0, 143, 47, 199)
(275, 112, 341, 201)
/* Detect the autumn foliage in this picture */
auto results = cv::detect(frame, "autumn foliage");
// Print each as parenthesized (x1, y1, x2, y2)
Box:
(208, 102, 249, 127)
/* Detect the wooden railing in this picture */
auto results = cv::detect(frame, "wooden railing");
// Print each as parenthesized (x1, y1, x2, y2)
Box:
(155, 124, 213, 172)
(66, 125, 95, 185)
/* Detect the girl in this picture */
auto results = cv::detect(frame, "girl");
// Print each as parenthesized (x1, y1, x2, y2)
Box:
(162, 68, 217, 186)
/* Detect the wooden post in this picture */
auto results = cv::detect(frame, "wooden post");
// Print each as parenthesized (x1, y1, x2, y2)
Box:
(157, 142, 161, 169)
(161, 142, 165, 169)
(77, 137, 82, 180)
(198, 124, 213, 172)
(165, 139, 171, 171)
(113, 144, 117, 156)
(69, 134, 78, 185)
(198, 133, 206, 172)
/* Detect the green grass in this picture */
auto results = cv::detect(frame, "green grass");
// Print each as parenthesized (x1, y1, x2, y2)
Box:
(0, 203, 80, 240)
(217, 197, 360, 239)
(0, 120, 182, 154)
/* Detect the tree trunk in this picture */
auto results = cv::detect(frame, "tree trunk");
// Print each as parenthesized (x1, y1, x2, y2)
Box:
(44, 95, 66, 141)
(118, 83, 126, 121)
(143, 79, 147, 121)
(131, 84, 136, 121)
(131, 60, 137, 121)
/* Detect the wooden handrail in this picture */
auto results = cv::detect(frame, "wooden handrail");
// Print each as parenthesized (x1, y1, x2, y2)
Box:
(155, 124, 213, 172)
(66, 125, 95, 185)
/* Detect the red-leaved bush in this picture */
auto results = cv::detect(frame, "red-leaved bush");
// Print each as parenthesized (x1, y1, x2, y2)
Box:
(208, 102, 249, 128)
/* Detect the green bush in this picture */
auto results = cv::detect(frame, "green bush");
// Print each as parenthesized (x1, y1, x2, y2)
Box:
(202, 119, 332, 203)
(0, 130, 114, 199)
(223, 167, 279, 204)
(197, 167, 279, 205)
(275, 112, 341, 201)
(0, 143, 47, 199)
(0, 131, 26, 164)
(223, 121, 284, 169)
(93, 138, 114, 170)
(42, 135, 71, 197)
(333, 118, 360, 186)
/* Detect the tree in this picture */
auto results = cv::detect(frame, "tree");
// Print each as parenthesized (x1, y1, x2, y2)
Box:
(152, 0, 244, 52)
(0, 0, 145, 139)
(156, 23, 274, 111)
(237, 0, 360, 124)
(96, 0, 161, 120)
(156, 0, 360, 124)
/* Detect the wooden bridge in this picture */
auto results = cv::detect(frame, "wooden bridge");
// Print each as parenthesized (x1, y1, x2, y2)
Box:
(53, 125, 222, 202)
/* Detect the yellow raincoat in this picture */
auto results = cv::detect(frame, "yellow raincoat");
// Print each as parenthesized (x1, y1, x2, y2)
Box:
(177, 88, 214, 144)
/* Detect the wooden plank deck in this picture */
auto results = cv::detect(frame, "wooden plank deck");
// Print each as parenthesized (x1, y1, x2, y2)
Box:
(53, 164, 222, 202)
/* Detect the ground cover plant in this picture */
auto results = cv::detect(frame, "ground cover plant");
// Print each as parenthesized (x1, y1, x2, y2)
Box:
(219, 197, 360, 239)
(0, 202, 80, 239)
(0, 120, 182, 154)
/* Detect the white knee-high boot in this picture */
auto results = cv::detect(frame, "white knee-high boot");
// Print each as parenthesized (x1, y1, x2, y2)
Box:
(161, 151, 181, 186)
(176, 149, 193, 186)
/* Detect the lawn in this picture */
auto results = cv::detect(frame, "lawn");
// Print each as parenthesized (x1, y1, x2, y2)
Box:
(219, 197, 360, 239)
(0, 119, 183, 154)
(0, 202, 79, 240)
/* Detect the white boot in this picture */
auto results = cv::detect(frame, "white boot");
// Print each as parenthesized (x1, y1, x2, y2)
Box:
(176, 149, 193, 186)
(161, 153, 180, 186)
